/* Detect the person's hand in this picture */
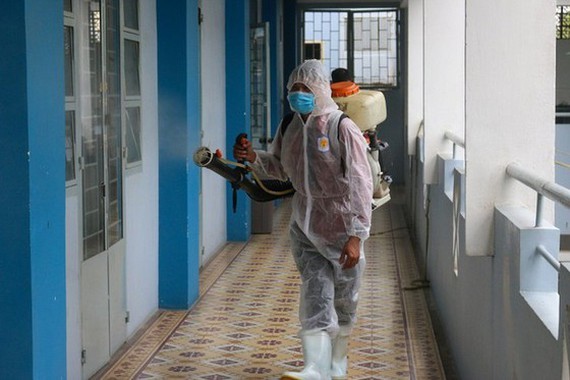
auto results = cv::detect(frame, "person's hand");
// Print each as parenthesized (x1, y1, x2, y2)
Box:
(233, 136, 256, 163)
(339, 236, 361, 269)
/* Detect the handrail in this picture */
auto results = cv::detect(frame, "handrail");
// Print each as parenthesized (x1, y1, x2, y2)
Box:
(536, 245, 560, 272)
(444, 130, 465, 160)
(506, 161, 570, 227)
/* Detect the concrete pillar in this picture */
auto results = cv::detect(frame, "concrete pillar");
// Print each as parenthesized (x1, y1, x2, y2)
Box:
(465, 0, 556, 256)
(225, 0, 252, 240)
(0, 1, 66, 377)
(406, 0, 424, 156)
(423, 0, 465, 184)
(157, 0, 201, 308)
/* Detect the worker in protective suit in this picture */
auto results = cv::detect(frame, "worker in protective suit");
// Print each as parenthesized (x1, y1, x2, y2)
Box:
(234, 59, 372, 380)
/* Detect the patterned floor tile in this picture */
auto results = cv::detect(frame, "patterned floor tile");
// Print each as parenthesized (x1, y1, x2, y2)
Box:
(99, 197, 445, 380)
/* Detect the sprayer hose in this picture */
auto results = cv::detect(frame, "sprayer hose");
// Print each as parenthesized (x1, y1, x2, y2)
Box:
(217, 157, 294, 197)
(194, 146, 294, 198)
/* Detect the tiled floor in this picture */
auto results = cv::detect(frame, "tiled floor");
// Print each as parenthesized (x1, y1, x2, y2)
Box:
(98, 195, 445, 379)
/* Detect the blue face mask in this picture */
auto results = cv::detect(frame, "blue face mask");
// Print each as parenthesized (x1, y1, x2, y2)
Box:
(287, 91, 315, 115)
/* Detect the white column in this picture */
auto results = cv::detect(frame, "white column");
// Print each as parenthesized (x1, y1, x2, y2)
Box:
(406, 0, 424, 155)
(465, 0, 556, 256)
(423, 0, 465, 183)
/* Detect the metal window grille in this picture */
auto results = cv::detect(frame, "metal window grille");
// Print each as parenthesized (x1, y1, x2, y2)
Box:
(303, 9, 399, 88)
(557, 6, 570, 40)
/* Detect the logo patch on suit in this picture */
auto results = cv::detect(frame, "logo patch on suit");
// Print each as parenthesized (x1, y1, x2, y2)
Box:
(318, 136, 330, 152)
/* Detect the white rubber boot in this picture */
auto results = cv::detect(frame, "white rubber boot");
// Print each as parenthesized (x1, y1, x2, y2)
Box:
(330, 326, 351, 380)
(281, 329, 332, 380)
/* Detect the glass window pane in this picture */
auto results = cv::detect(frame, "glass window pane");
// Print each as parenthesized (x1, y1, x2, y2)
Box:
(81, 0, 106, 259)
(65, 111, 76, 182)
(557, 6, 570, 39)
(64, 0, 72, 13)
(126, 106, 142, 163)
(124, 39, 140, 96)
(124, 0, 139, 30)
(64, 26, 74, 97)
(106, 0, 123, 247)
(303, 9, 398, 88)
(303, 11, 349, 76)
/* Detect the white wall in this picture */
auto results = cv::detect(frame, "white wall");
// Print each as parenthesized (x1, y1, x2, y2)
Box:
(422, 0, 465, 184)
(124, 0, 159, 336)
(200, 0, 227, 266)
(465, 0, 556, 256)
(416, 154, 563, 380)
(405, 0, 424, 156)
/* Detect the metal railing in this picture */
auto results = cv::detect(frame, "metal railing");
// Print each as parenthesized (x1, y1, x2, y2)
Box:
(444, 130, 465, 160)
(536, 244, 561, 272)
(506, 162, 570, 271)
(506, 162, 570, 227)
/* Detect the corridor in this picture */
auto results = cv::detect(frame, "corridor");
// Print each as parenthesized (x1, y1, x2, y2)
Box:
(97, 191, 445, 379)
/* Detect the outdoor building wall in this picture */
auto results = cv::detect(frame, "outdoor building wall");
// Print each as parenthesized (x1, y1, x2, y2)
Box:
(464, 0, 555, 256)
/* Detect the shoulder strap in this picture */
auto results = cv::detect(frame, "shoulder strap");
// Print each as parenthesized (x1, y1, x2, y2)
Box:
(279, 112, 296, 138)
(338, 113, 349, 177)
(338, 113, 348, 139)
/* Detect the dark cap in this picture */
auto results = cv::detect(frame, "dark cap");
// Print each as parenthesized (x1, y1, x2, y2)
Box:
(331, 68, 353, 83)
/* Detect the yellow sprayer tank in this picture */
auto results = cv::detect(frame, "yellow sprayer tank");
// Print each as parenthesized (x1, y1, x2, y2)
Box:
(331, 81, 387, 132)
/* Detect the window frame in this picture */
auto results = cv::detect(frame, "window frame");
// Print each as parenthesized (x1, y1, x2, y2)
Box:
(300, 6, 400, 90)
(557, 5, 570, 40)
(121, 0, 142, 168)
(64, 8, 79, 187)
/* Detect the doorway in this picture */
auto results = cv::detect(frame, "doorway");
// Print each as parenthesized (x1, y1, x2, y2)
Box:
(65, 0, 127, 377)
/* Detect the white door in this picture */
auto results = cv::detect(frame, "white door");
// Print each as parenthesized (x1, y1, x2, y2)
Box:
(199, 0, 227, 268)
(71, 0, 127, 377)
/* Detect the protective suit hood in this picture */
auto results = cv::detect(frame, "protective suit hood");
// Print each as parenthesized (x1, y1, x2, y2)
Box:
(287, 60, 338, 117)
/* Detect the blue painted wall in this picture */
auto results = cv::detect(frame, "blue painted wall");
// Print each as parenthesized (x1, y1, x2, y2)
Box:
(157, 0, 201, 309)
(0, 3, 33, 377)
(225, 0, 252, 241)
(0, 0, 66, 377)
(186, 1, 201, 304)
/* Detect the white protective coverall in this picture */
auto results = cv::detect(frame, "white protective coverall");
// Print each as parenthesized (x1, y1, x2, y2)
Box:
(251, 60, 373, 335)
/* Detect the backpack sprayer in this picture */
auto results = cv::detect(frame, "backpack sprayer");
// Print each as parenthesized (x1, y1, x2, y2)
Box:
(331, 80, 392, 210)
